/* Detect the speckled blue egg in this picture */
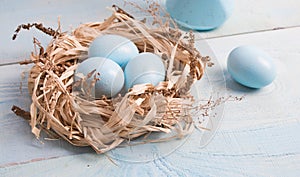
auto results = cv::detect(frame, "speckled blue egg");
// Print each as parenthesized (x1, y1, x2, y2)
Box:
(227, 46, 276, 89)
(124, 52, 165, 90)
(88, 34, 139, 68)
(75, 57, 124, 98)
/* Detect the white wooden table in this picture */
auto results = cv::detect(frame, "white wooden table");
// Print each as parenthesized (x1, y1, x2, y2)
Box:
(1, 0, 300, 176)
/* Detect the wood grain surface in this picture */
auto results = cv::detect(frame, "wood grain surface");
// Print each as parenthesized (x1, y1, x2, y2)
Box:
(1, 0, 300, 64)
(1, 0, 300, 177)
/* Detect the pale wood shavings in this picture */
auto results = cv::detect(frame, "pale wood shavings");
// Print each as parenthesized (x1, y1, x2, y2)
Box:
(12, 4, 210, 153)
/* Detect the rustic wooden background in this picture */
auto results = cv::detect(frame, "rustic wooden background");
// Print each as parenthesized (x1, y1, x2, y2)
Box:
(1, 0, 300, 176)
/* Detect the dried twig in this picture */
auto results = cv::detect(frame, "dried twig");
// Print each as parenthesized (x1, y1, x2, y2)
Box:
(12, 22, 60, 40)
(11, 105, 31, 120)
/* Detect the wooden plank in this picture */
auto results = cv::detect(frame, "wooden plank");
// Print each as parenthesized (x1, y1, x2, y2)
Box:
(1, 0, 300, 64)
(197, 0, 300, 39)
(0, 64, 92, 167)
(2, 122, 300, 177)
(200, 28, 300, 131)
(1, 26, 300, 176)
(0, 0, 148, 65)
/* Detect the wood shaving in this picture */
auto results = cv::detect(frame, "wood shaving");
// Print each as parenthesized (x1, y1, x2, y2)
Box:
(12, 4, 210, 153)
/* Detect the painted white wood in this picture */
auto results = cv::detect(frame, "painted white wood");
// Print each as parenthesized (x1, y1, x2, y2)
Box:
(199, 0, 300, 39)
(0, 0, 146, 65)
(0, 64, 93, 167)
(1, 0, 300, 64)
(1, 26, 300, 176)
(200, 27, 300, 130)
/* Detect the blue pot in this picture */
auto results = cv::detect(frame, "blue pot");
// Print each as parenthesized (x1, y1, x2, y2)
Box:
(165, 0, 234, 30)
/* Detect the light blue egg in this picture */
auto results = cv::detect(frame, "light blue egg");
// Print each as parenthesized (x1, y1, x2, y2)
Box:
(165, 0, 234, 30)
(75, 57, 124, 98)
(124, 52, 165, 90)
(88, 34, 139, 68)
(227, 46, 277, 89)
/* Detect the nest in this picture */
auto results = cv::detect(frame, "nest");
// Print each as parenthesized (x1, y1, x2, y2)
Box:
(13, 5, 209, 153)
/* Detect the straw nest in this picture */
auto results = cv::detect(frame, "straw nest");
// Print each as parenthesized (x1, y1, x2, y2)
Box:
(13, 5, 210, 153)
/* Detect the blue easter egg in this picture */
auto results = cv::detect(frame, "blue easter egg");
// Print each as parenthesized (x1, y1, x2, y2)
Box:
(75, 57, 124, 98)
(165, 0, 234, 30)
(88, 34, 139, 68)
(227, 46, 277, 89)
(124, 52, 165, 90)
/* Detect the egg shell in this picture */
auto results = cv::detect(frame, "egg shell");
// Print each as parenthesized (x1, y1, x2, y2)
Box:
(227, 45, 277, 89)
(75, 57, 124, 98)
(88, 34, 139, 68)
(165, 0, 234, 30)
(124, 52, 165, 90)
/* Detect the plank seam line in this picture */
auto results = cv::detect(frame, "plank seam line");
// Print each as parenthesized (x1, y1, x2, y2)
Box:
(197, 25, 300, 40)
